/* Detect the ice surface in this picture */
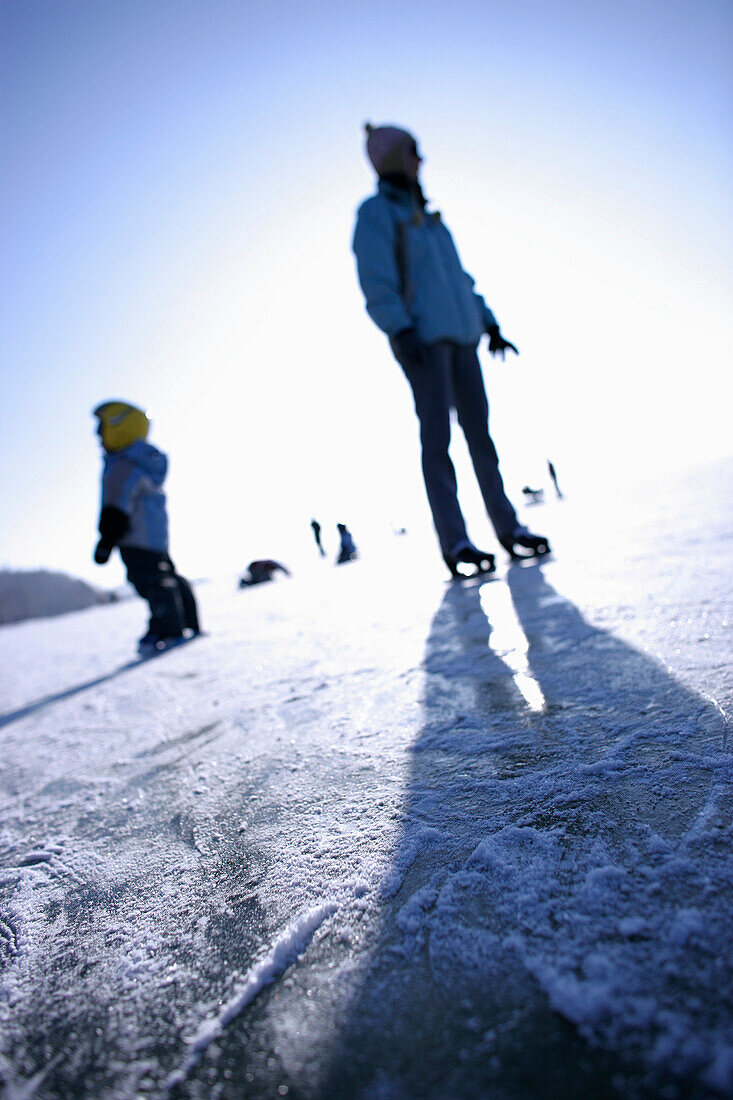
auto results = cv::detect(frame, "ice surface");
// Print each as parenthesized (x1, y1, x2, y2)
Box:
(0, 458, 731, 1099)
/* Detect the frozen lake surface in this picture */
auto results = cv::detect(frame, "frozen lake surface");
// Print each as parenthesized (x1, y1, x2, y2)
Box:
(1, 459, 732, 1099)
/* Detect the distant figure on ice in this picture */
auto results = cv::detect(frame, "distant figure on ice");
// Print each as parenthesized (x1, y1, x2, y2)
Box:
(310, 519, 326, 557)
(336, 524, 358, 564)
(352, 123, 549, 577)
(93, 401, 201, 655)
(239, 560, 291, 587)
(547, 460, 564, 499)
(522, 486, 545, 505)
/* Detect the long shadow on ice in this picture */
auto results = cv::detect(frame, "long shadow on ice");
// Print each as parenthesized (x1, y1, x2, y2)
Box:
(0, 658, 157, 730)
(316, 562, 731, 1099)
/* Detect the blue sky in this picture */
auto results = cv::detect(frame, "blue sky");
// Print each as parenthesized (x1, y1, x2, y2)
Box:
(2, 0, 731, 585)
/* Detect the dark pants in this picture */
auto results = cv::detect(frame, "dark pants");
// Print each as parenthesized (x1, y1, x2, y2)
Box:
(394, 340, 518, 552)
(120, 547, 200, 638)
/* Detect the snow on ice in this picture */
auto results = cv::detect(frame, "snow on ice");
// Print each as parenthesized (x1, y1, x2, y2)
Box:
(0, 459, 731, 1099)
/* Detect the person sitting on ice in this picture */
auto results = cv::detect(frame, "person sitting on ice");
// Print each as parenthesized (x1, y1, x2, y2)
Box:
(336, 524, 358, 564)
(352, 123, 550, 577)
(239, 560, 291, 587)
(93, 401, 201, 655)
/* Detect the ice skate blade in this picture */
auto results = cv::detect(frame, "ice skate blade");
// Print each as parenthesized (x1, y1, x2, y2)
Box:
(504, 539, 551, 560)
(444, 560, 497, 581)
(507, 545, 552, 561)
(137, 633, 201, 658)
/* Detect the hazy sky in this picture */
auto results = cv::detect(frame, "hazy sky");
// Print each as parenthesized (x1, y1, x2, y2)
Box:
(2, 0, 731, 585)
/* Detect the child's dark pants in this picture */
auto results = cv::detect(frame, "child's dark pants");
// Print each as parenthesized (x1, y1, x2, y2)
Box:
(120, 548, 200, 637)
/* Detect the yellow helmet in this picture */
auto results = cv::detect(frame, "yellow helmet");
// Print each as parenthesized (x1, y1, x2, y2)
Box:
(93, 400, 150, 452)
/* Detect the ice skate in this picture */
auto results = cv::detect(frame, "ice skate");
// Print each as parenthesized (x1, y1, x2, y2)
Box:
(443, 540, 496, 579)
(138, 632, 189, 657)
(499, 525, 551, 560)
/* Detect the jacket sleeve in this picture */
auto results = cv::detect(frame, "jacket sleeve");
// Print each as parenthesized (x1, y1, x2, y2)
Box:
(352, 201, 413, 337)
(101, 457, 143, 515)
(463, 270, 498, 332)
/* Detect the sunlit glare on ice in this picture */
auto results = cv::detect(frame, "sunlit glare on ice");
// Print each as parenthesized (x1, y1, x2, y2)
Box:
(480, 576, 546, 712)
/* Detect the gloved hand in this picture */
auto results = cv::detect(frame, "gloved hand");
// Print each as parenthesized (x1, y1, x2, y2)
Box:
(94, 539, 112, 565)
(487, 324, 519, 360)
(94, 505, 130, 564)
(391, 327, 425, 366)
(98, 505, 130, 541)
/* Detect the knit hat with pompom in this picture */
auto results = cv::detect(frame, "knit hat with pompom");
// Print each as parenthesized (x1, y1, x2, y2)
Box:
(364, 122, 417, 177)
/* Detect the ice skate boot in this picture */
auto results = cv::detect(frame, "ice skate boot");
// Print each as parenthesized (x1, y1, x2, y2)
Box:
(138, 632, 187, 656)
(499, 525, 551, 560)
(443, 540, 496, 579)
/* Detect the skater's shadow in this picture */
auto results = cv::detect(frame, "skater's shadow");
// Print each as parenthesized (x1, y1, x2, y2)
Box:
(317, 562, 729, 1098)
(0, 659, 144, 730)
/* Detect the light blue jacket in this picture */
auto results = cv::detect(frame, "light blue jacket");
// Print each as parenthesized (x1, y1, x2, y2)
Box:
(352, 180, 497, 346)
(101, 441, 169, 552)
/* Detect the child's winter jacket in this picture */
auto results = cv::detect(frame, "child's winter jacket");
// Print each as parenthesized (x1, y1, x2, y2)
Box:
(100, 440, 169, 552)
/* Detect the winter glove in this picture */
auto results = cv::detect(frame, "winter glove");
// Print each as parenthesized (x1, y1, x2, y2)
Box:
(98, 505, 130, 542)
(94, 539, 112, 565)
(94, 505, 130, 564)
(390, 327, 425, 366)
(487, 324, 519, 360)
